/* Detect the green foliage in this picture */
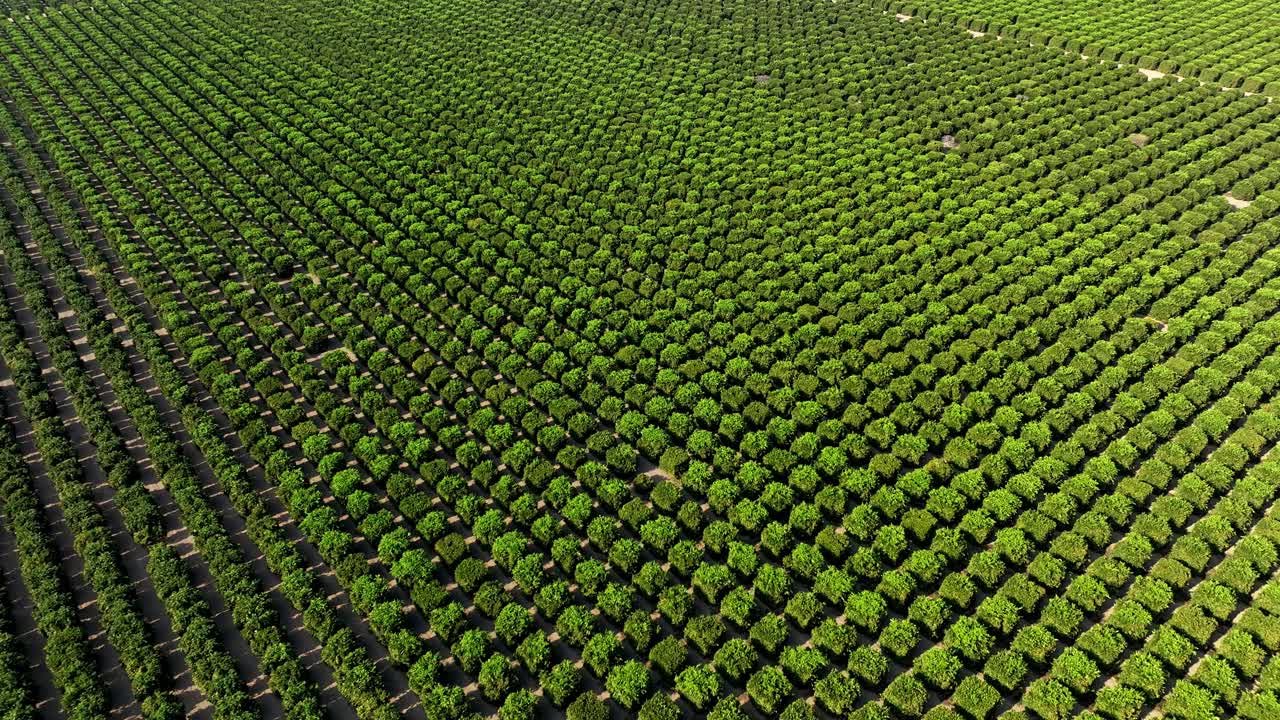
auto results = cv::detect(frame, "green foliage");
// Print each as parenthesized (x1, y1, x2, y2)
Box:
(985, 650, 1030, 692)
(880, 618, 921, 659)
(815, 672, 860, 715)
(884, 674, 928, 718)
(1022, 678, 1074, 720)
(583, 633, 621, 679)
(1050, 647, 1099, 694)
(954, 676, 1001, 719)
(605, 661, 650, 710)
(1164, 680, 1220, 720)
(747, 665, 793, 715)
(7, 1, 1280, 717)
(498, 690, 537, 720)
(480, 655, 514, 702)
(649, 636, 688, 678)
(947, 616, 996, 663)
(676, 664, 720, 710)
(914, 647, 962, 690)
(566, 694, 608, 720)
(541, 661, 582, 708)
(715, 638, 759, 682)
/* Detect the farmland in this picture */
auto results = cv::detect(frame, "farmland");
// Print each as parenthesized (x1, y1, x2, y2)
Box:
(0, 0, 1278, 719)
(883, 0, 1280, 92)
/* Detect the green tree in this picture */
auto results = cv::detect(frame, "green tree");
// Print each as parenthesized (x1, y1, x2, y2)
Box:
(747, 665, 793, 715)
(498, 689, 536, 720)
(540, 660, 581, 707)
(714, 638, 758, 681)
(479, 655, 514, 702)
(1022, 678, 1074, 720)
(605, 661, 650, 710)
(884, 674, 927, 718)
(676, 664, 720, 710)
(566, 693, 608, 720)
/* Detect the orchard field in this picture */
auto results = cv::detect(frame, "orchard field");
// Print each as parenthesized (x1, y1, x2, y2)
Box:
(0, 1, 1277, 720)
(884, 0, 1280, 93)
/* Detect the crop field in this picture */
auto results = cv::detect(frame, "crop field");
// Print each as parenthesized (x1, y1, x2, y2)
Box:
(0, 0, 1277, 719)
(883, 0, 1280, 92)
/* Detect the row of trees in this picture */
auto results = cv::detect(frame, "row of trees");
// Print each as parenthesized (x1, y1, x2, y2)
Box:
(254, 14, 1280, 707)
(0, 578, 35, 720)
(1038, 414, 1280, 720)
(0, 210, 114, 719)
(5, 0, 1280, 717)
(880, 0, 1280, 91)
(3, 13, 560, 720)
(115, 0, 1280, 712)
(5, 8, 716, 720)
(0, 141, 207, 718)
(0, 82, 376, 720)
(37, 26, 508, 716)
